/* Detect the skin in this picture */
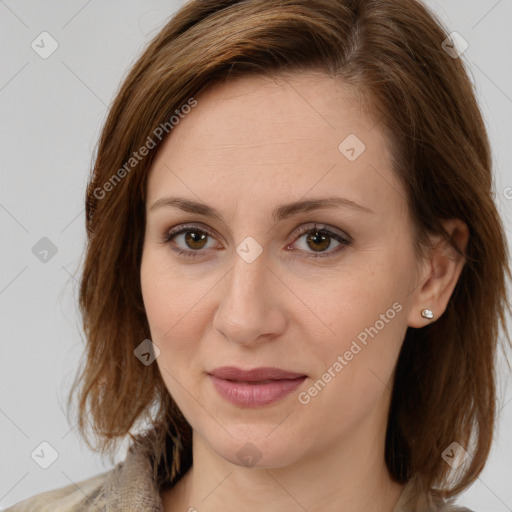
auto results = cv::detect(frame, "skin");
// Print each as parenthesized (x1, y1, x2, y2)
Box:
(140, 71, 469, 512)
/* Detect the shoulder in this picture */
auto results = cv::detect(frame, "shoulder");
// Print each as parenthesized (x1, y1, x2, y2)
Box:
(424, 494, 478, 512)
(394, 477, 478, 512)
(434, 492, 476, 511)
(3, 469, 112, 512)
(3, 428, 171, 512)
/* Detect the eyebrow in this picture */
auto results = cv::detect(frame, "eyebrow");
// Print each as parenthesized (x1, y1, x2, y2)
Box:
(149, 195, 374, 223)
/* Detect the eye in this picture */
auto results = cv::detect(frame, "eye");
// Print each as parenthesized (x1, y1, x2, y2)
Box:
(160, 222, 352, 259)
(287, 223, 352, 258)
(160, 223, 218, 258)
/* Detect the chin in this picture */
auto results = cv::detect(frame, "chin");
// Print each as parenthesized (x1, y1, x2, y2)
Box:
(202, 426, 308, 470)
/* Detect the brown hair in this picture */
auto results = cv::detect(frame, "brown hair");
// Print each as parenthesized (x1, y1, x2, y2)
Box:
(68, 0, 511, 501)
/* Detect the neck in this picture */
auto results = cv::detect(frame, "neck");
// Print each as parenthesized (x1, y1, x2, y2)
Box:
(161, 409, 405, 512)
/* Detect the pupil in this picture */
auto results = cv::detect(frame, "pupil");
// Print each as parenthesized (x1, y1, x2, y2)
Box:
(308, 231, 330, 251)
(185, 231, 207, 249)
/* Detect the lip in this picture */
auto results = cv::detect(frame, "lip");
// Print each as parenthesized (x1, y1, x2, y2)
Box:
(209, 366, 306, 381)
(208, 366, 307, 407)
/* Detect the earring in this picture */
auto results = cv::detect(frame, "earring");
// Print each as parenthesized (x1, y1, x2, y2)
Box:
(421, 308, 434, 320)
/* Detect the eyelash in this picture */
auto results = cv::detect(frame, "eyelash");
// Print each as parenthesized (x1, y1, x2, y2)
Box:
(160, 223, 352, 259)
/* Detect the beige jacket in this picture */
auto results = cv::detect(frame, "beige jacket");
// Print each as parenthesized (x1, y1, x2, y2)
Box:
(5, 431, 475, 512)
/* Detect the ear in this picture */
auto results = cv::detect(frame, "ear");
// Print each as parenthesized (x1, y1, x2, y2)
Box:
(407, 218, 469, 328)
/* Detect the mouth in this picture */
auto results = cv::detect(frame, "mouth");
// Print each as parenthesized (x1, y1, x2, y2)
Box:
(208, 366, 307, 381)
(207, 366, 307, 407)
(225, 379, 275, 384)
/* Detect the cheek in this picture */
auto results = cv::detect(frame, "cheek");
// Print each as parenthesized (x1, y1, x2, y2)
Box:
(140, 248, 212, 384)
(305, 254, 407, 345)
(141, 248, 200, 337)
(299, 256, 408, 403)
(312, 298, 405, 389)
(299, 306, 405, 436)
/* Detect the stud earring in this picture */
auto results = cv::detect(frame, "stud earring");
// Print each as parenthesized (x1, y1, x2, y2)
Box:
(421, 308, 434, 320)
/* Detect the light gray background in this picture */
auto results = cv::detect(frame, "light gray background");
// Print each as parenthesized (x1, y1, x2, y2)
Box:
(1, 0, 511, 510)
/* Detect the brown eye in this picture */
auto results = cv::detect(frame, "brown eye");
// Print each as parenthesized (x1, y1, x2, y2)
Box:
(183, 230, 208, 250)
(304, 230, 332, 252)
(162, 222, 352, 259)
(290, 223, 352, 258)
(162, 224, 217, 257)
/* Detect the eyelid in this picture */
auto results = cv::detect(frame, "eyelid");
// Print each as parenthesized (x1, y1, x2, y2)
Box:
(163, 222, 219, 244)
(291, 223, 352, 243)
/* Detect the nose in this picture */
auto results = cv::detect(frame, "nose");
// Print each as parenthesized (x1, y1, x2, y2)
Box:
(212, 249, 287, 347)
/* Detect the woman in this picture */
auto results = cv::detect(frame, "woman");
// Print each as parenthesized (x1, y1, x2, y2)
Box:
(6, 0, 510, 511)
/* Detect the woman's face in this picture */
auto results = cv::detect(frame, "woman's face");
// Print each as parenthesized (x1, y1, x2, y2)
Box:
(140, 72, 424, 469)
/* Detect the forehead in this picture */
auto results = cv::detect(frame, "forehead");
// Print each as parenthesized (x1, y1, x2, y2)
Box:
(145, 72, 404, 220)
